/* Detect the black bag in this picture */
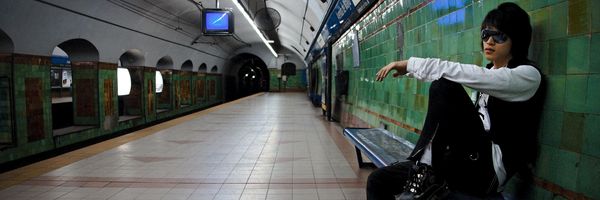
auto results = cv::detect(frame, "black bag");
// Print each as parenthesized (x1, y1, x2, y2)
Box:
(395, 162, 450, 200)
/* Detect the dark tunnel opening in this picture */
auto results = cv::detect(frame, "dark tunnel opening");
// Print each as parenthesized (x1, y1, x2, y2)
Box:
(225, 54, 269, 101)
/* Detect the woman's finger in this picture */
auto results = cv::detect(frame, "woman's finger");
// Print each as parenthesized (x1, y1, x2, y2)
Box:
(376, 68, 387, 81)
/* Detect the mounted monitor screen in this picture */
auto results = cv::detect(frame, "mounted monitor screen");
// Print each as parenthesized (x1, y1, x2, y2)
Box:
(202, 8, 234, 36)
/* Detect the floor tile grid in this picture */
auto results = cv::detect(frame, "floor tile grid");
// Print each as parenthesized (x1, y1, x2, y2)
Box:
(0, 93, 372, 200)
(0, 93, 266, 191)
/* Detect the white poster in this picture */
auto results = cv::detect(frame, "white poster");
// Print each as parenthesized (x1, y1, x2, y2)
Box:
(61, 69, 72, 88)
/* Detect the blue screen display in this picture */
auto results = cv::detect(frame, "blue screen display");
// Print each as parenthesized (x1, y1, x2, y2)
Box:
(205, 12, 229, 31)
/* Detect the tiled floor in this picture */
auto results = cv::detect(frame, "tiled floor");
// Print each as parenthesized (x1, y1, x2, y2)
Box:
(0, 92, 374, 200)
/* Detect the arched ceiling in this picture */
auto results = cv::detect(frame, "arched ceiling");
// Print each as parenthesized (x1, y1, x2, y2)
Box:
(120, 0, 332, 64)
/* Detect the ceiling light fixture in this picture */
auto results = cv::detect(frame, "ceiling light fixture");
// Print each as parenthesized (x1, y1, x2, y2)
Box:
(232, 0, 278, 58)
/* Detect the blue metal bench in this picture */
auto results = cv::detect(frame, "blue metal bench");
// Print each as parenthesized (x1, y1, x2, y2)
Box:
(343, 128, 415, 168)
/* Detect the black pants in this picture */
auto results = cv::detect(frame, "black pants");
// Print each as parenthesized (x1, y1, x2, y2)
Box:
(366, 160, 413, 200)
(366, 78, 495, 200)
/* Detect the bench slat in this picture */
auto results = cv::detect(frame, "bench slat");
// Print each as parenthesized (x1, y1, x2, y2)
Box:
(344, 128, 415, 168)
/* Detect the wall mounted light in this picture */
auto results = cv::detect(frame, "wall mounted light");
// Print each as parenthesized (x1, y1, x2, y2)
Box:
(117, 68, 132, 96)
(155, 71, 163, 93)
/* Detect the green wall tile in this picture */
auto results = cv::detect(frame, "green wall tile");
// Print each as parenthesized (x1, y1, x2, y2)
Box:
(471, 29, 483, 56)
(582, 114, 600, 157)
(531, 42, 549, 74)
(565, 75, 587, 113)
(531, 7, 550, 42)
(532, 0, 549, 10)
(449, 33, 459, 55)
(586, 75, 600, 114)
(554, 148, 580, 191)
(548, 0, 567, 4)
(549, 39, 567, 75)
(472, 1, 485, 24)
(567, 0, 590, 36)
(514, 0, 532, 11)
(590, 33, 600, 74)
(566, 36, 590, 74)
(577, 155, 600, 199)
(593, 0, 600, 32)
(483, 0, 500, 16)
(465, 5, 475, 27)
(540, 110, 563, 146)
(536, 144, 559, 182)
(545, 75, 565, 111)
(464, 31, 475, 53)
(548, 2, 568, 39)
(561, 112, 584, 153)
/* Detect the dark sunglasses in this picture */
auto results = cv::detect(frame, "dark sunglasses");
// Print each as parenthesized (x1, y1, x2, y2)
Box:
(481, 29, 508, 44)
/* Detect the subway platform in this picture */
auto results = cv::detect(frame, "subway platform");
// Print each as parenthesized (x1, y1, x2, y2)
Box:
(0, 92, 372, 200)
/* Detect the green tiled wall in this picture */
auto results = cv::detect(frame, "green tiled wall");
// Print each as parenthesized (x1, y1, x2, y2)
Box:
(334, 0, 600, 198)
(215, 75, 223, 102)
(205, 74, 213, 102)
(269, 69, 307, 91)
(13, 62, 52, 143)
(72, 64, 99, 126)
(178, 72, 193, 106)
(157, 71, 173, 112)
(2, 57, 55, 162)
(192, 73, 201, 104)
(205, 74, 223, 105)
(98, 65, 118, 132)
(0, 59, 12, 144)
(144, 69, 157, 122)
(1, 58, 225, 164)
(195, 74, 206, 104)
(173, 72, 181, 109)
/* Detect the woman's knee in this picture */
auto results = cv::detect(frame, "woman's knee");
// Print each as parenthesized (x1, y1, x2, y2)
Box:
(428, 78, 473, 111)
(429, 78, 465, 98)
(367, 163, 410, 189)
(367, 168, 385, 189)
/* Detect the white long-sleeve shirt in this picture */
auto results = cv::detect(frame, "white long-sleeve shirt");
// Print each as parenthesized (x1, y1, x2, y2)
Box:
(406, 57, 541, 191)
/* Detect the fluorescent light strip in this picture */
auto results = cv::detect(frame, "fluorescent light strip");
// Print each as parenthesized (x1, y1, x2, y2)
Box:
(232, 1, 278, 57)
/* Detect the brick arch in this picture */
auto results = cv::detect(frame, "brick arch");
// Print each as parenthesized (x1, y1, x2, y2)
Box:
(119, 49, 144, 67)
(198, 63, 207, 72)
(50, 38, 100, 132)
(157, 56, 173, 69)
(181, 60, 193, 71)
(56, 38, 99, 62)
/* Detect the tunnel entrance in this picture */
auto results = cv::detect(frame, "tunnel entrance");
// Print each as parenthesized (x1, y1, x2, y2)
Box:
(225, 54, 269, 101)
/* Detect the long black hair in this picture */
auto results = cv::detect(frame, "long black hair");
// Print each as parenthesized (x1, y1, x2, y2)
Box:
(481, 2, 533, 67)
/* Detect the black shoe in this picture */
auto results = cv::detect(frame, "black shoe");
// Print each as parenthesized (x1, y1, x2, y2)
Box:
(395, 163, 449, 200)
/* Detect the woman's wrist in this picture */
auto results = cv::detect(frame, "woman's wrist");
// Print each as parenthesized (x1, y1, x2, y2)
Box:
(395, 60, 408, 75)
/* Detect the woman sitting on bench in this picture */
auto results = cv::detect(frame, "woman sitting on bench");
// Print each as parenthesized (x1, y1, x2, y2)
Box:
(368, 2, 544, 199)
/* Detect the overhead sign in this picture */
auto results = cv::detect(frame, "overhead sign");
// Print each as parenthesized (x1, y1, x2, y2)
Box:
(306, 0, 377, 62)
(323, 0, 356, 41)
